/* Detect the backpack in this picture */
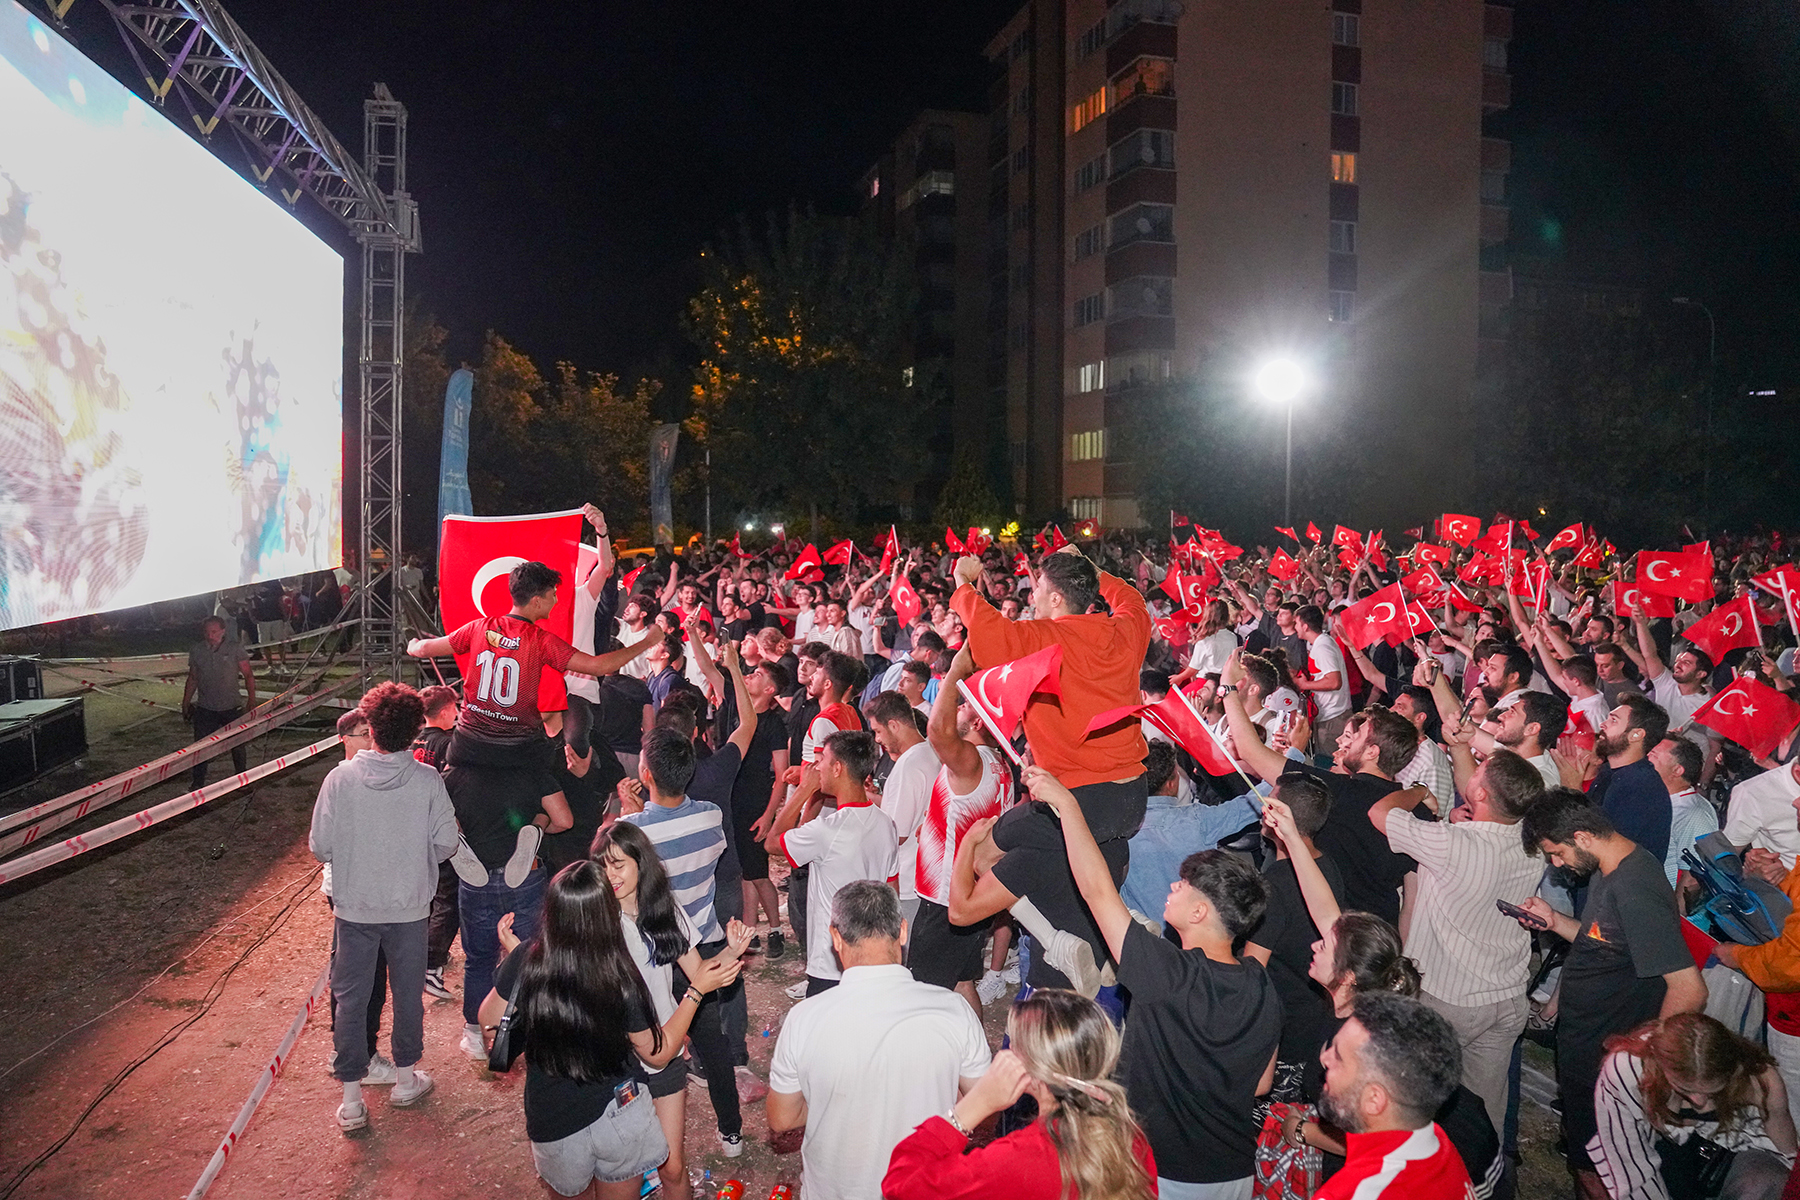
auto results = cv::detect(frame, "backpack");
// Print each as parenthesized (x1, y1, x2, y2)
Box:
(1682, 832, 1792, 945)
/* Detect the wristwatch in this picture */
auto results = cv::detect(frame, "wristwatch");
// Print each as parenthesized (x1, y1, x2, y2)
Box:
(945, 1107, 973, 1138)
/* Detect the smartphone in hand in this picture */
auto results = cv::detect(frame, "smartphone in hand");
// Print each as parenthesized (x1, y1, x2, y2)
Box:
(1496, 898, 1547, 930)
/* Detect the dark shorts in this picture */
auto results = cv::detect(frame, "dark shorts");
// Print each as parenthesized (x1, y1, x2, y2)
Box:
(645, 1057, 688, 1099)
(908, 899, 988, 988)
(733, 814, 770, 880)
(805, 975, 840, 997)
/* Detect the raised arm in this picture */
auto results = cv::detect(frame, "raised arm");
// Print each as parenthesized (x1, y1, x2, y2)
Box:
(720, 643, 757, 758)
(1221, 689, 1292, 784)
(1024, 766, 1129, 962)
(1630, 605, 1665, 679)
(1261, 796, 1342, 933)
(407, 635, 456, 659)
(580, 504, 613, 600)
(928, 647, 984, 789)
(565, 625, 665, 678)
(685, 613, 726, 704)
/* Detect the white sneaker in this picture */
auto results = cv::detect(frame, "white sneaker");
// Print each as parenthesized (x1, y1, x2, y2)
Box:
(719, 1131, 744, 1158)
(460, 1026, 488, 1060)
(391, 1069, 435, 1107)
(1042, 930, 1104, 999)
(336, 1100, 368, 1133)
(784, 980, 808, 1000)
(976, 970, 1007, 1006)
(504, 825, 543, 888)
(359, 1053, 399, 1085)
(449, 836, 488, 887)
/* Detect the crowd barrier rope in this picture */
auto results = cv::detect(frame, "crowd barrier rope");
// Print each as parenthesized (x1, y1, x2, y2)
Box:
(35, 616, 364, 666)
(0, 735, 340, 886)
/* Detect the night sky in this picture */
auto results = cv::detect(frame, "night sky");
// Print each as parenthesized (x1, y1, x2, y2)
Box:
(46, 0, 1800, 386)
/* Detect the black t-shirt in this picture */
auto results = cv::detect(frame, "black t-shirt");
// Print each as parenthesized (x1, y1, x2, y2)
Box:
(494, 944, 652, 1144)
(252, 583, 285, 622)
(720, 615, 755, 644)
(689, 741, 744, 881)
(1115, 921, 1284, 1184)
(1250, 853, 1346, 1065)
(1299, 765, 1423, 926)
(595, 675, 652, 755)
(410, 725, 451, 774)
(1557, 847, 1691, 1084)
(541, 733, 622, 874)
(445, 737, 563, 869)
(730, 705, 787, 832)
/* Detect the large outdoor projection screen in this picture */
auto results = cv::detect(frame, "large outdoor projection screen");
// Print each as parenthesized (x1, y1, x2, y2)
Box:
(0, 2, 344, 632)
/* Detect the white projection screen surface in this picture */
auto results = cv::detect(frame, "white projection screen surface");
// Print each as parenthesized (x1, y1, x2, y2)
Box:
(0, 2, 344, 632)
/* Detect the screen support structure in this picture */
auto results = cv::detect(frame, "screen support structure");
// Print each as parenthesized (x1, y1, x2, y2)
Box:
(26, 0, 422, 685)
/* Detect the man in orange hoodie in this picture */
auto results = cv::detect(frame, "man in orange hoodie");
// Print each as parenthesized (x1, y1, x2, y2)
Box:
(946, 546, 1151, 995)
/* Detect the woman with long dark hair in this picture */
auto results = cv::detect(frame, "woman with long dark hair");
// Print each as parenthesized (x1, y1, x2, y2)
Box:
(883, 988, 1156, 1200)
(476, 860, 736, 1199)
(592, 823, 748, 1200)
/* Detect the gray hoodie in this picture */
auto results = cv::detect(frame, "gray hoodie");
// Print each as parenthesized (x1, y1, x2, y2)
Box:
(310, 749, 459, 924)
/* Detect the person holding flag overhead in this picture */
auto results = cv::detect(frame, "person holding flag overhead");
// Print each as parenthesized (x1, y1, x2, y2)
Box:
(944, 544, 1152, 996)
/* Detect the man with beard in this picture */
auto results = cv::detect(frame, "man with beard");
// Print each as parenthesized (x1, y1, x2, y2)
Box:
(1313, 993, 1473, 1199)
(1515, 791, 1705, 1200)
(1591, 642, 1642, 710)
(1577, 693, 1672, 862)
(1626, 604, 1713, 752)
(1478, 643, 1535, 713)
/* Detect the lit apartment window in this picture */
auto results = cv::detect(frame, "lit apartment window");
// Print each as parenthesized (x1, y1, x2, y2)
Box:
(1074, 154, 1107, 193)
(1331, 82, 1358, 116)
(1329, 220, 1356, 254)
(1331, 152, 1357, 183)
(1332, 13, 1359, 46)
(1070, 430, 1108, 461)
(1112, 57, 1173, 104)
(1074, 224, 1104, 260)
(1075, 18, 1107, 59)
(898, 170, 954, 210)
(1073, 293, 1105, 327)
(1070, 497, 1103, 520)
(1483, 38, 1508, 69)
(1107, 351, 1172, 389)
(1076, 362, 1106, 393)
(1110, 129, 1175, 176)
(901, 366, 914, 387)
(1070, 88, 1108, 134)
(1329, 291, 1355, 322)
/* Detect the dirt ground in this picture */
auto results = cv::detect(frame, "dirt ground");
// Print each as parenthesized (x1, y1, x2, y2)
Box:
(0, 658, 1574, 1200)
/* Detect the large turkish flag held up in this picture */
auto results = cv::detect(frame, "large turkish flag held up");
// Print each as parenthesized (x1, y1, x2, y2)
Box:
(1635, 549, 1714, 603)
(1693, 678, 1800, 760)
(958, 645, 1064, 764)
(1339, 583, 1413, 649)
(1679, 595, 1762, 664)
(440, 509, 584, 712)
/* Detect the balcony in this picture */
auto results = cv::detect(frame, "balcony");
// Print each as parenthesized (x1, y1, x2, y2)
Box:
(1483, 70, 1511, 112)
(1107, 18, 1177, 75)
(1331, 43, 1361, 83)
(1105, 315, 1176, 355)
(1107, 168, 1177, 210)
(1105, 240, 1176, 284)
(1107, 94, 1177, 142)
(1480, 204, 1509, 245)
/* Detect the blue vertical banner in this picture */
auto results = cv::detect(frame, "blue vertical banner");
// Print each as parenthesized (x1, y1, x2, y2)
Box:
(437, 368, 474, 528)
(648, 422, 680, 546)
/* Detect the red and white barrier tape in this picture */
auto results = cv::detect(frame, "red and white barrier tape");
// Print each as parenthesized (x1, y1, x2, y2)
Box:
(0, 678, 352, 853)
(0, 735, 339, 885)
(185, 960, 332, 1200)
(36, 618, 361, 666)
(36, 671, 186, 714)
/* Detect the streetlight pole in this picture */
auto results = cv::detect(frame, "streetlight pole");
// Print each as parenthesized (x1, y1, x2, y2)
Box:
(1283, 399, 1293, 532)
(1672, 297, 1717, 530)
(1254, 359, 1306, 532)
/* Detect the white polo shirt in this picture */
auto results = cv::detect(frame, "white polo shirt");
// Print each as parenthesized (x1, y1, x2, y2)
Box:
(878, 741, 941, 903)
(1724, 762, 1800, 867)
(768, 963, 991, 1200)
(781, 802, 899, 980)
(1307, 634, 1352, 722)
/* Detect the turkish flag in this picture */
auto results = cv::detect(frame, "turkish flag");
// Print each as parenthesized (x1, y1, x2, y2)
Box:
(1442, 580, 1485, 613)
(1305, 522, 1323, 544)
(1048, 525, 1070, 551)
(822, 539, 855, 566)
(440, 509, 584, 712)
(1268, 548, 1302, 581)
(1547, 523, 1584, 552)
(1075, 518, 1099, 539)
(878, 526, 898, 576)
(1403, 526, 1425, 539)
(1199, 529, 1243, 561)
(1752, 566, 1800, 634)
(1610, 579, 1676, 619)
(729, 531, 748, 558)
(1441, 514, 1481, 546)
(785, 543, 824, 581)
(1404, 600, 1439, 638)
(1693, 679, 1800, 760)
(1172, 511, 1194, 528)
(1087, 691, 1237, 777)
(1636, 549, 1713, 603)
(1681, 595, 1763, 663)
(1161, 568, 1215, 612)
(1518, 519, 1540, 542)
(1365, 531, 1388, 573)
(1400, 565, 1445, 597)
(1414, 543, 1453, 566)
(944, 527, 966, 555)
(1573, 540, 1605, 570)
(961, 644, 1064, 745)
(1154, 616, 1189, 646)
(1276, 525, 1299, 542)
(891, 573, 922, 627)
(1474, 522, 1512, 554)
(1339, 583, 1412, 649)
(620, 564, 646, 593)
(966, 527, 991, 556)
(1013, 552, 1031, 578)
(1563, 707, 1597, 755)
(1332, 525, 1364, 554)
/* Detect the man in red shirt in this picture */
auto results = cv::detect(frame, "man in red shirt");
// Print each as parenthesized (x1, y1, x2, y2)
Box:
(1315, 992, 1475, 1200)
(946, 547, 1151, 994)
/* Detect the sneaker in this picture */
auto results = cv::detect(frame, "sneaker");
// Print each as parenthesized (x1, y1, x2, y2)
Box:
(719, 1131, 744, 1158)
(1000, 962, 1020, 985)
(784, 980, 808, 1000)
(748, 935, 763, 955)
(460, 1026, 488, 1060)
(449, 836, 488, 887)
(336, 1100, 368, 1132)
(359, 1053, 399, 1085)
(391, 1069, 435, 1107)
(504, 825, 543, 888)
(1042, 929, 1104, 999)
(766, 930, 786, 960)
(423, 967, 453, 1001)
(976, 969, 1007, 1006)
(735, 1065, 769, 1103)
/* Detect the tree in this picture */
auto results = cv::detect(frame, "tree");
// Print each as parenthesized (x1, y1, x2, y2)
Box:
(933, 443, 1006, 532)
(685, 207, 923, 529)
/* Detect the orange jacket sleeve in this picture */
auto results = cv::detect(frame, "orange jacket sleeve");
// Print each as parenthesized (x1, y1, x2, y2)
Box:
(1735, 866, 1800, 993)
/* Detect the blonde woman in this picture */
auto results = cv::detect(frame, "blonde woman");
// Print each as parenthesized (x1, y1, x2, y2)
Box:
(883, 989, 1156, 1200)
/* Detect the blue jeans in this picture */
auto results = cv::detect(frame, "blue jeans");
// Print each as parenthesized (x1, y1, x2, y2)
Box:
(459, 865, 547, 1023)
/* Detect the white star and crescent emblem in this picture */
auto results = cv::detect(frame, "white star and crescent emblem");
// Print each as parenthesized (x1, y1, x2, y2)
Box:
(471, 556, 528, 616)
(1644, 558, 1670, 583)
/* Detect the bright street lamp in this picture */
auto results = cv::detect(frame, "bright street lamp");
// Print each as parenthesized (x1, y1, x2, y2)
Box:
(1254, 359, 1308, 529)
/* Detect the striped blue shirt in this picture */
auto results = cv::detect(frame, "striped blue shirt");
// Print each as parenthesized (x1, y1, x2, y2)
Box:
(622, 796, 726, 944)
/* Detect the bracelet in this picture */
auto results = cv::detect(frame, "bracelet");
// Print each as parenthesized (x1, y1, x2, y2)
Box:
(944, 1106, 973, 1138)
(685, 987, 704, 1004)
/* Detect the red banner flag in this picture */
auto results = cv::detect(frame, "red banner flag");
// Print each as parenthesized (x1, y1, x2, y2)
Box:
(785, 543, 824, 581)
(821, 539, 855, 566)
(965, 527, 991, 556)
(729, 530, 749, 558)
(1693, 678, 1800, 760)
(620, 564, 646, 593)
(960, 644, 1065, 755)
(1275, 525, 1299, 542)
(1339, 583, 1412, 648)
(1268, 548, 1302, 582)
(1087, 691, 1238, 778)
(1305, 522, 1323, 544)
(1609, 579, 1676, 619)
(1404, 600, 1439, 638)
(944, 527, 966, 555)
(1414, 543, 1453, 566)
(1680, 595, 1763, 663)
(878, 526, 898, 576)
(1518, 519, 1540, 542)
(1172, 511, 1194, 528)
(1439, 514, 1480, 546)
(891, 572, 922, 627)
(440, 509, 584, 713)
(1332, 525, 1364, 554)
(1400, 565, 1445, 597)
(1049, 525, 1070, 551)
(1546, 523, 1583, 552)
(1753, 566, 1800, 636)
(1636, 549, 1714, 603)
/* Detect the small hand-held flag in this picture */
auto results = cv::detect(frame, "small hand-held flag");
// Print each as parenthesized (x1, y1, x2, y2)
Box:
(958, 645, 1065, 766)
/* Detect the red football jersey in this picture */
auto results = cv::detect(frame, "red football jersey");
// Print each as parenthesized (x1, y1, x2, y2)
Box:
(446, 616, 577, 743)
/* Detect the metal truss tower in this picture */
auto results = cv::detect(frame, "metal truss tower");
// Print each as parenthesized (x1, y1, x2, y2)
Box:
(28, 0, 422, 683)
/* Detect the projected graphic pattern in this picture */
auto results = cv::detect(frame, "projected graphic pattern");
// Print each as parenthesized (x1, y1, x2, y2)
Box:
(0, 3, 343, 632)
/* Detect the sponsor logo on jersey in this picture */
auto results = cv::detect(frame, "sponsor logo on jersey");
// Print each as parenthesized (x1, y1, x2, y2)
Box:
(486, 630, 522, 650)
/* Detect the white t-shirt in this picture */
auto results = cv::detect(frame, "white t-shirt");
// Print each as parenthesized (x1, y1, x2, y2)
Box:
(768, 963, 991, 1200)
(1307, 634, 1352, 721)
(617, 623, 651, 680)
(1185, 629, 1238, 680)
(849, 604, 884, 658)
(1570, 692, 1609, 735)
(879, 741, 941, 902)
(781, 802, 899, 981)
(1648, 670, 1709, 749)
(794, 608, 819, 644)
(566, 544, 603, 703)
(1527, 752, 1562, 789)
(620, 905, 699, 1074)
(1724, 763, 1800, 868)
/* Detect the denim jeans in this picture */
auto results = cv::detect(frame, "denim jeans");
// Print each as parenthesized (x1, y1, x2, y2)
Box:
(331, 917, 426, 1080)
(459, 865, 547, 1023)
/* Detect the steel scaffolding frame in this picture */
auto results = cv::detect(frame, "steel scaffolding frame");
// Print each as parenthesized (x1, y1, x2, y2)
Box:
(26, 0, 422, 683)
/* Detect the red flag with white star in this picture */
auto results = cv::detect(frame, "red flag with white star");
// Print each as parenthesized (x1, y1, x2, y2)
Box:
(1636, 549, 1713, 603)
(1693, 678, 1800, 759)
(1338, 583, 1412, 649)
(1680, 595, 1763, 663)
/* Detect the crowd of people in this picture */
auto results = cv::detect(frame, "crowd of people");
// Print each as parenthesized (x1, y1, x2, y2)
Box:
(294, 508, 1800, 1200)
